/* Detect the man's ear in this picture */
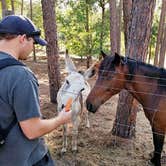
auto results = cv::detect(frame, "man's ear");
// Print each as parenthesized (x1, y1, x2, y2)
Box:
(18, 34, 26, 44)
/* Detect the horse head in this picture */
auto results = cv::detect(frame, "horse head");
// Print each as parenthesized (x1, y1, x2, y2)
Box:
(57, 52, 88, 112)
(86, 51, 129, 113)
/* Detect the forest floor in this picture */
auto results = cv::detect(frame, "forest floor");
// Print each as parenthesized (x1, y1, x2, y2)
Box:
(25, 54, 166, 166)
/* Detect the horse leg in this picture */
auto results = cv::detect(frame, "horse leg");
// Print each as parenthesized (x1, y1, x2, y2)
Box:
(85, 109, 90, 128)
(72, 116, 80, 152)
(61, 124, 68, 153)
(150, 128, 165, 166)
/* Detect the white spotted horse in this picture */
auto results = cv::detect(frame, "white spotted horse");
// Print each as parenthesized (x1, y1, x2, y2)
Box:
(57, 52, 99, 153)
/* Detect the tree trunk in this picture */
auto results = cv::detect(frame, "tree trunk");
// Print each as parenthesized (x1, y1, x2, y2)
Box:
(21, 0, 24, 15)
(154, 0, 166, 66)
(112, 0, 156, 139)
(123, 0, 132, 54)
(41, 0, 61, 103)
(85, 0, 91, 68)
(99, 0, 106, 53)
(11, 0, 15, 14)
(117, 0, 122, 54)
(109, 0, 118, 54)
(159, 0, 166, 67)
(159, 22, 166, 68)
(148, 43, 152, 64)
(1, 0, 7, 18)
(29, 0, 37, 62)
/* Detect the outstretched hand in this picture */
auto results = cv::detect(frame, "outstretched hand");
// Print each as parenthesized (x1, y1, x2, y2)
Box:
(57, 109, 72, 125)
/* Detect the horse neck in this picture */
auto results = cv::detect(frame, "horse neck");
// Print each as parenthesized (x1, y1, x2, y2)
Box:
(124, 62, 161, 106)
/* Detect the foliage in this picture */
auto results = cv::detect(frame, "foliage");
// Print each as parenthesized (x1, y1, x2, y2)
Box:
(0, 0, 162, 60)
(56, 0, 110, 57)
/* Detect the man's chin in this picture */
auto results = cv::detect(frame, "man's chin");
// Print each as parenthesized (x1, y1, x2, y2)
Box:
(19, 57, 27, 60)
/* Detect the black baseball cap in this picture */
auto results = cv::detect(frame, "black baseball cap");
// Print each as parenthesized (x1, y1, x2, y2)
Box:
(0, 15, 47, 46)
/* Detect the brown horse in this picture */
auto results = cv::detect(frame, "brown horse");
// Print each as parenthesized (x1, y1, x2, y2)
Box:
(86, 51, 166, 166)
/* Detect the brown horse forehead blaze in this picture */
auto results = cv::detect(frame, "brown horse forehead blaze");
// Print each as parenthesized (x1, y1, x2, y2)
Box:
(99, 56, 115, 71)
(97, 56, 117, 80)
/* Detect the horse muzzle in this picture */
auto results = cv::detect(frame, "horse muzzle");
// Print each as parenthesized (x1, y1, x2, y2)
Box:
(86, 101, 98, 113)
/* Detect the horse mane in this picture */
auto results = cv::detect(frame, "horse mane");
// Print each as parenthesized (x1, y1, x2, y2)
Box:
(126, 57, 166, 88)
(99, 55, 166, 88)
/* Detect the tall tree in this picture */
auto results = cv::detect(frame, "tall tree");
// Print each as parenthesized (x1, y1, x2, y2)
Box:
(21, 0, 24, 15)
(41, 0, 61, 103)
(109, 0, 118, 54)
(85, 0, 91, 68)
(109, 0, 121, 54)
(154, 0, 166, 66)
(123, 0, 132, 54)
(112, 0, 156, 139)
(1, 0, 7, 18)
(10, 0, 14, 14)
(98, 0, 107, 53)
(117, 0, 122, 54)
(158, 21, 166, 67)
(29, 0, 36, 62)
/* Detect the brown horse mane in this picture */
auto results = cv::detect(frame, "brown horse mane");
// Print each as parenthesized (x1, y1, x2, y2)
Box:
(126, 57, 166, 88)
(99, 55, 166, 89)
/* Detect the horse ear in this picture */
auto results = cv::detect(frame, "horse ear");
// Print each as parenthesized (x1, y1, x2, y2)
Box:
(65, 49, 77, 73)
(100, 50, 107, 59)
(113, 52, 121, 65)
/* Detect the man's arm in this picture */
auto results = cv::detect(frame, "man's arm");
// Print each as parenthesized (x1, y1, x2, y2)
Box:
(19, 110, 71, 140)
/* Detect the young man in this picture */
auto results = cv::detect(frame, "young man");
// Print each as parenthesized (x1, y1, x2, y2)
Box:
(0, 15, 71, 166)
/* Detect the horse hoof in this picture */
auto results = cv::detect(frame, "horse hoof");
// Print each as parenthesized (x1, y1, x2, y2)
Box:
(149, 158, 161, 166)
(149, 152, 154, 158)
(147, 160, 154, 166)
(86, 124, 90, 128)
(72, 148, 78, 153)
(61, 148, 67, 154)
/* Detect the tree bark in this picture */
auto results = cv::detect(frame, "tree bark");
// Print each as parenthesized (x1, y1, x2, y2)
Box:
(123, 0, 132, 54)
(21, 0, 24, 15)
(41, 0, 61, 103)
(11, 0, 15, 14)
(154, 0, 166, 66)
(109, 0, 121, 54)
(1, 0, 7, 18)
(117, 0, 122, 54)
(159, 22, 166, 68)
(112, 0, 156, 139)
(159, 0, 166, 67)
(85, 0, 91, 68)
(29, 0, 36, 62)
(99, 0, 106, 53)
(109, 0, 118, 54)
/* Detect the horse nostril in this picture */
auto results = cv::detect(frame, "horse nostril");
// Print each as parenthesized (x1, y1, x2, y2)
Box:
(86, 102, 95, 113)
(61, 104, 65, 109)
(86, 102, 91, 111)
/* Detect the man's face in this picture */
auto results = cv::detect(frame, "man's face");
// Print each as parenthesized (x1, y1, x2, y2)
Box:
(19, 35, 34, 60)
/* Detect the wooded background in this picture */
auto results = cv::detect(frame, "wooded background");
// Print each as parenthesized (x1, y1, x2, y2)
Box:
(1, 0, 166, 140)
(1, 0, 165, 64)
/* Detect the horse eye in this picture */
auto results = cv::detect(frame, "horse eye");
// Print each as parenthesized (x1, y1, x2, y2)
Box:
(106, 88, 111, 92)
(92, 69, 95, 75)
(66, 80, 69, 84)
(81, 88, 85, 91)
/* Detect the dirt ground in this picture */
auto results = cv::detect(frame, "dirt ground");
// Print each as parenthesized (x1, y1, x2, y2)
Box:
(25, 55, 166, 166)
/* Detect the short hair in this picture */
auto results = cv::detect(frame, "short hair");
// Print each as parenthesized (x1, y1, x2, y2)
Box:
(0, 33, 18, 40)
